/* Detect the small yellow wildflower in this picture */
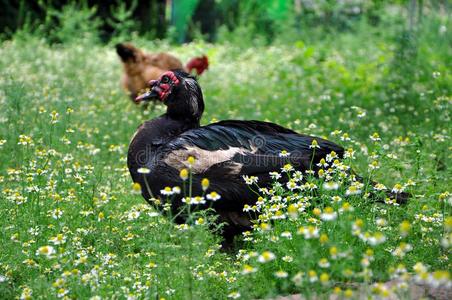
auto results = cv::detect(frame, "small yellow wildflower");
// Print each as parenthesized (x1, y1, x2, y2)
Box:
(258, 251, 276, 263)
(445, 216, 452, 232)
(260, 223, 271, 231)
(36, 245, 56, 258)
(319, 233, 329, 244)
(201, 178, 210, 191)
(344, 289, 353, 298)
(320, 273, 329, 284)
(329, 246, 338, 258)
(399, 220, 411, 237)
(287, 204, 298, 219)
(132, 182, 141, 194)
(187, 156, 195, 167)
(195, 218, 205, 225)
(282, 163, 293, 172)
(312, 207, 321, 216)
(180, 168, 188, 180)
(242, 264, 257, 275)
(310, 139, 320, 149)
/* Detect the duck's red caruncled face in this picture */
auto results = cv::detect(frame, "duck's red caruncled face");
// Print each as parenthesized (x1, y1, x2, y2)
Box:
(135, 71, 180, 103)
(151, 71, 180, 101)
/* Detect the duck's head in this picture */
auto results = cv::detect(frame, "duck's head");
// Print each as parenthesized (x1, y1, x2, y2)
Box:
(136, 70, 204, 122)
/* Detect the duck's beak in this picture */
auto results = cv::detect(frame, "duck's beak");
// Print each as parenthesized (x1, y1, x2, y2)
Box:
(135, 89, 159, 104)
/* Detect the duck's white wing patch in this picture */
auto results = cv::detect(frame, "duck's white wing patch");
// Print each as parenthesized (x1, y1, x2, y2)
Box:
(164, 146, 249, 174)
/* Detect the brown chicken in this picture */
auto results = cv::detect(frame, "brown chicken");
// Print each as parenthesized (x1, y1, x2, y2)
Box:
(116, 43, 209, 102)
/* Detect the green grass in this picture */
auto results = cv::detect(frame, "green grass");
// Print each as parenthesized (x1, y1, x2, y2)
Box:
(0, 16, 451, 299)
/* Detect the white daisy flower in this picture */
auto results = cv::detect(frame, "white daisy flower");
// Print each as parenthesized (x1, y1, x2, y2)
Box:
(323, 181, 339, 190)
(258, 251, 276, 263)
(137, 167, 150, 174)
(206, 191, 221, 201)
(36, 245, 56, 258)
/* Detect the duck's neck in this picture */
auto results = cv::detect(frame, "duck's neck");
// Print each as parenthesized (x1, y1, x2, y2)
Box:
(129, 113, 198, 160)
(165, 84, 204, 123)
(163, 113, 200, 132)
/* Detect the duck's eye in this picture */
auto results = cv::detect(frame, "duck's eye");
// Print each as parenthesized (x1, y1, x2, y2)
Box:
(161, 75, 170, 84)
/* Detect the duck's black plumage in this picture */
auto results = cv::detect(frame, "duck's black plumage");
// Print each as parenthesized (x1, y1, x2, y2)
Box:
(158, 120, 343, 197)
(127, 70, 351, 241)
(130, 118, 343, 206)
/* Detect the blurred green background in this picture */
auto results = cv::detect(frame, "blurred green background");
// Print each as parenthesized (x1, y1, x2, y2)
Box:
(1, 0, 449, 44)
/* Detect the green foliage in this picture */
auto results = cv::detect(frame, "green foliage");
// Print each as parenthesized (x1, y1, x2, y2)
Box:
(106, 0, 139, 43)
(45, 2, 101, 44)
(10, 1, 102, 45)
(215, 0, 396, 45)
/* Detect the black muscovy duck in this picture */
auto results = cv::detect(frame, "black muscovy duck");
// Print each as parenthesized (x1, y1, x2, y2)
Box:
(128, 70, 407, 242)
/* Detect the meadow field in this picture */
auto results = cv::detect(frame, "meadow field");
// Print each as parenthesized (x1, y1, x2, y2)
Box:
(0, 7, 451, 300)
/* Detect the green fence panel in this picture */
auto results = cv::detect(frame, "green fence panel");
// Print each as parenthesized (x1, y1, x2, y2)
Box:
(172, 0, 200, 42)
